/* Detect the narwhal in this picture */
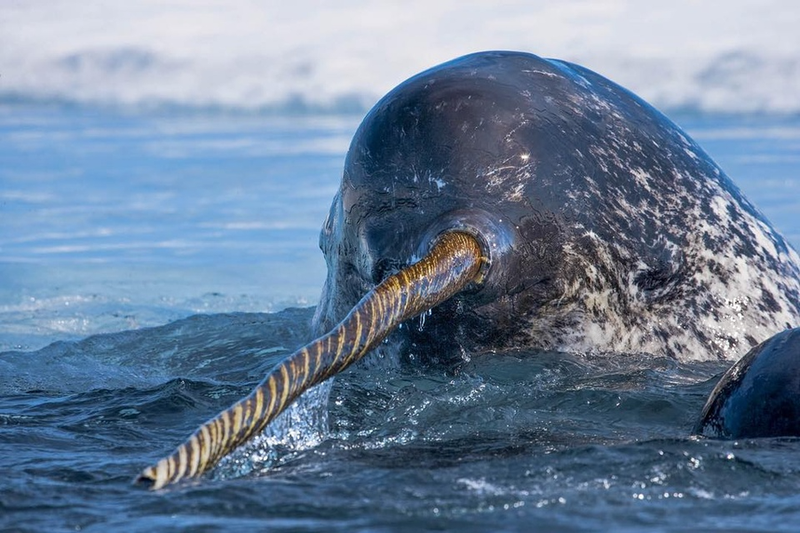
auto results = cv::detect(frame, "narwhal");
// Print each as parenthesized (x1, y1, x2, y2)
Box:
(695, 327, 800, 439)
(136, 51, 800, 489)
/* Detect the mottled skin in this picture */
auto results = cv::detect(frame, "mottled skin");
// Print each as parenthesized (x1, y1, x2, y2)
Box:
(315, 51, 800, 362)
(139, 51, 800, 488)
(695, 328, 800, 438)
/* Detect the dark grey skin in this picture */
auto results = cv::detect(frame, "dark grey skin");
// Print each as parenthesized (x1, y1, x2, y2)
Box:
(695, 328, 800, 438)
(313, 51, 800, 365)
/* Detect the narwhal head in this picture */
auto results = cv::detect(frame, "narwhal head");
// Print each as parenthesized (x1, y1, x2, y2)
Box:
(313, 53, 578, 363)
(317, 49, 800, 362)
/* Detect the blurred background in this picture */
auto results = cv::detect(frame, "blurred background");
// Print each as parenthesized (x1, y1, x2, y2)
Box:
(2, 0, 799, 114)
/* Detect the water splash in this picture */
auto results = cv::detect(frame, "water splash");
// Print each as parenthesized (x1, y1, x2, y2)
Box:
(212, 380, 334, 480)
(418, 309, 432, 332)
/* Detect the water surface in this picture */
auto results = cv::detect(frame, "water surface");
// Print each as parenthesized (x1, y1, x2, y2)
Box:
(1, 107, 799, 531)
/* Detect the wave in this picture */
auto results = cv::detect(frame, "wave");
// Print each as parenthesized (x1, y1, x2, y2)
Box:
(2, 1, 799, 115)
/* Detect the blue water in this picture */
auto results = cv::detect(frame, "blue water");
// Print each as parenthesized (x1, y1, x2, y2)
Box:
(0, 106, 358, 352)
(1, 105, 800, 531)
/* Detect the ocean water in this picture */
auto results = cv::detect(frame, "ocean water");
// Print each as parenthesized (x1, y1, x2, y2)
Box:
(2, 3, 800, 530)
(1, 103, 800, 532)
(0, 106, 356, 353)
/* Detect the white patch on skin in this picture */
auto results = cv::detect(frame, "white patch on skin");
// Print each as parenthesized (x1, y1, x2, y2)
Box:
(536, 158, 800, 361)
(749, 214, 780, 260)
(521, 69, 560, 79)
(480, 148, 534, 204)
(683, 148, 700, 162)
(630, 168, 653, 192)
(507, 181, 526, 202)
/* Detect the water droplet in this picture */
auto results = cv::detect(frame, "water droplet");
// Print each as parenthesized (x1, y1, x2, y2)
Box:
(417, 309, 432, 332)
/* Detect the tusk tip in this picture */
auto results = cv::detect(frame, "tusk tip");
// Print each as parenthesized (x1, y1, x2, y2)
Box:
(133, 465, 165, 490)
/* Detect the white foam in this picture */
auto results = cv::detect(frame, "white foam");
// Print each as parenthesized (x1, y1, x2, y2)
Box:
(1, 1, 798, 114)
